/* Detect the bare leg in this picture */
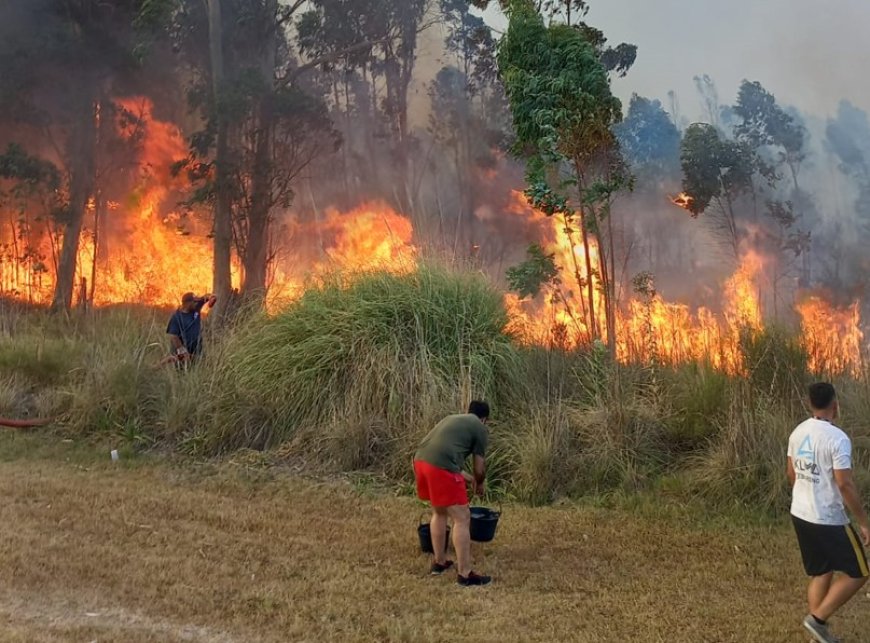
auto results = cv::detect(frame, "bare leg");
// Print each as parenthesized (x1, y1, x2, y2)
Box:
(430, 507, 449, 565)
(447, 504, 472, 577)
(814, 575, 868, 621)
(808, 573, 833, 615)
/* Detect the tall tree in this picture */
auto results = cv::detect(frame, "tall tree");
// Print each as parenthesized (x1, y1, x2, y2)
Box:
(498, 0, 629, 348)
(679, 123, 754, 259)
(297, 0, 430, 214)
(732, 80, 810, 311)
(173, 0, 371, 306)
(207, 0, 233, 317)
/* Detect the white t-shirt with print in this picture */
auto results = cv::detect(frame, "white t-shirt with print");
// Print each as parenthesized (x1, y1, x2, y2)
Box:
(788, 417, 852, 526)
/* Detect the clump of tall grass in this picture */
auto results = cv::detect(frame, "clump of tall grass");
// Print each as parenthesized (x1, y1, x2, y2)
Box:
(663, 363, 730, 452)
(503, 353, 670, 503)
(63, 315, 170, 447)
(690, 328, 810, 511)
(189, 265, 524, 474)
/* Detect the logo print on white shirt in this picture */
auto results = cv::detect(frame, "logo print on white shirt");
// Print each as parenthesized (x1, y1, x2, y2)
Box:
(797, 435, 814, 461)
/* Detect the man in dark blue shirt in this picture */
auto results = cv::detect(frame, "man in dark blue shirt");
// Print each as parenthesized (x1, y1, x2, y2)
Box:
(166, 292, 215, 362)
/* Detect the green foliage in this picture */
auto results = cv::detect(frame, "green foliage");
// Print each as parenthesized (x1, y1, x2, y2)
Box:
(733, 80, 805, 158)
(0, 336, 76, 387)
(506, 244, 559, 299)
(194, 265, 524, 467)
(739, 325, 808, 403)
(680, 123, 754, 216)
(664, 364, 729, 450)
(1, 267, 864, 515)
(497, 1, 621, 165)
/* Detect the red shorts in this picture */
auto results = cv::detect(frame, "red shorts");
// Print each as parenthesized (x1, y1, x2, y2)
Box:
(413, 460, 468, 507)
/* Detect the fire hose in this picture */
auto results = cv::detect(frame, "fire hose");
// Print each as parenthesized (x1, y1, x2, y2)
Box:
(0, 417, 51, 428)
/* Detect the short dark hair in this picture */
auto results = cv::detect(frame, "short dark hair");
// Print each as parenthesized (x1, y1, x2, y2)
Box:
(809, 382, 836, 411)
(468, 400, 490, 420)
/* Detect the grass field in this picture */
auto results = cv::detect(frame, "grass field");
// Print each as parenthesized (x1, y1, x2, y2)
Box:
(1, 431, 867, 643)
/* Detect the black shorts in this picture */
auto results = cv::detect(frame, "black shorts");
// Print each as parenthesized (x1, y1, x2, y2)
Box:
(792, 515, 870, 579)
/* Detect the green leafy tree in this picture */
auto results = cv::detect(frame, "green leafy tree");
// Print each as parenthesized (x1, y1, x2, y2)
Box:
(680, 123, 754, 258)
(498, 0, 630, 348)
(506, 244, 558, 298)
(732, 80, 810, 313)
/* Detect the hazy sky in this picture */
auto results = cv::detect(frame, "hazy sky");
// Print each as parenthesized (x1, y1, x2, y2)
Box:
(483, 0, 870, 120)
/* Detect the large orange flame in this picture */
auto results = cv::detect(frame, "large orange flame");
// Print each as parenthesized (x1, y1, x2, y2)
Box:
(0, 102, 863, 375)
(797, 297, 864, 375)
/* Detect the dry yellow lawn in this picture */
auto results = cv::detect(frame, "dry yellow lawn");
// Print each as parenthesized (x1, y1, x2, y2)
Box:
(0, 433, 867, 642)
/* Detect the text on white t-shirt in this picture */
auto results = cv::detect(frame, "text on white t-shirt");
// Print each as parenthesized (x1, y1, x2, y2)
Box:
(787, 417, 852, 526)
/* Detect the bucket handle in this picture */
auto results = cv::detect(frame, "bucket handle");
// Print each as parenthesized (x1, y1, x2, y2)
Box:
(417, 511, 429, 527)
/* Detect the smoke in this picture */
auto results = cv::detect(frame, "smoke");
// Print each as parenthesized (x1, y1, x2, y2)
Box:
(483, 0, 870, 120)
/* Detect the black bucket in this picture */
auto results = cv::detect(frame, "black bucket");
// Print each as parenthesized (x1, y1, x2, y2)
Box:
(417, 515, 450, 554)
(469, 505, 500, 543)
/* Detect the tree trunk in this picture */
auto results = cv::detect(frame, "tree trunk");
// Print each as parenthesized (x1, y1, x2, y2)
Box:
(89, 192, 103, 304)
(579, 220, 598, 343)
(243, 100, 273, 304)
(51, 96, 96, 312)
(241, 0, 278, 307)
(208, 0, 233, 319)
(604, 204, 617, 358)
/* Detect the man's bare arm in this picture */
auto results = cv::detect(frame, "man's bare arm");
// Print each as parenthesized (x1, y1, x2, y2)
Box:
(168, 334, 184, 352)
(472, 455, 485, 484)
(834, 468, 870, 528)
(787, 456, 796, 487)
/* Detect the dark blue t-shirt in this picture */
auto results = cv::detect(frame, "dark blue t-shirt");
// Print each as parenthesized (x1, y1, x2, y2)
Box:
(167, 302, 205, 354)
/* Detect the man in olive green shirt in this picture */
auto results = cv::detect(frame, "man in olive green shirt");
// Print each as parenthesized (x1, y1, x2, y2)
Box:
(413, 401, 491, 586)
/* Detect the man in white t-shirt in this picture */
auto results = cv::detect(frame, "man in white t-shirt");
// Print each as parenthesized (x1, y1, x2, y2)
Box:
(787, 382, 870, 643)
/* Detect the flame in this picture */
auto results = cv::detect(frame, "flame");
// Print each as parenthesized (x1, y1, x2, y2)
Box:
(797, 297, 864, 375)
(79, 97, 241, 306)
(314, 203, 416, 271)
(505, 192, 778, 374)
(0, 106, 863, 376)
(670, 192, 694, 211)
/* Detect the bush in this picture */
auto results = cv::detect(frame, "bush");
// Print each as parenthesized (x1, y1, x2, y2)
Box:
(189, 265, 525, 474)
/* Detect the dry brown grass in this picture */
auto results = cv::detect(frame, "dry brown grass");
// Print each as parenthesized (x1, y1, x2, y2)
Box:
(0, 432, 867, 643)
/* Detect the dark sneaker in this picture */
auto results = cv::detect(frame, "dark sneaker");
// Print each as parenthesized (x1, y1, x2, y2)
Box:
(457, 571, 492, 586)
(430, 560, 454, 575)
(803, 615, 841, 643)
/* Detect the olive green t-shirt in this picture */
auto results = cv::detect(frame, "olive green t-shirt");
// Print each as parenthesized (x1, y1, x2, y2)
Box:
(415, 414, 488, 473)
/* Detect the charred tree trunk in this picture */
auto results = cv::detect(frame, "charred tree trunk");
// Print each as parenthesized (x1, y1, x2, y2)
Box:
(208, 0, 233, 319)
(51, 95, 96, 312)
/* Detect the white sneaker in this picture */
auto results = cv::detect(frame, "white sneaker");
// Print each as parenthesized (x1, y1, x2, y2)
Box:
(803, 615, 841, 643)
